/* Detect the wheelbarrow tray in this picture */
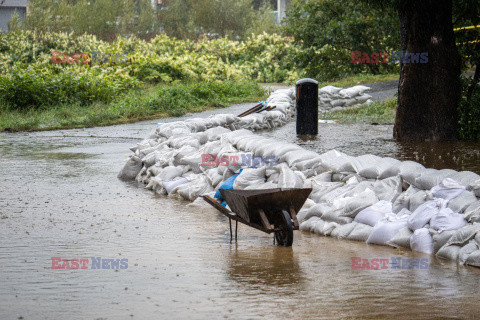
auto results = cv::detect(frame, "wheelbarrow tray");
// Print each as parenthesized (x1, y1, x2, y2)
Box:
(220, 188, 312, 225)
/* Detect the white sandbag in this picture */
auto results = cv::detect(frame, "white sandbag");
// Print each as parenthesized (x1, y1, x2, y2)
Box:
(429, 207, 466, 232)
(367, 218, 409, 246)
(317, 150, 353, 172)
(157, 166, 184, 181)
(338, 154, 381, 174)
(294, 156, 325, 173)
(447, 171, 480, 189)
(458, 240, 479, 264)
(340, 85, 371, 98)
(408, 200, 441, 231)
(445, 224, 480, 247)
(432, 230, 455, 253)
(245, 181, 278, 190)
(304, 171, 333, 187)
(277, 164, 304, 188)
(448, 191, 478, 213)
(392, 186, 419, 213)
(386, 227, 413, 249)
(347, 223, 373, 242)
(410, 228, 434, 254)
(408, 190, 430, 212)
(299, 216, 322, 232)
(339, 189, 379, 218)
(321, 183, 359, 205)
(299, 203, 331, 222)
(162, 177, 190, 194)
(314, 221, 339, 236)
(464, 201, 480, 223)
(302, 198, 316, 210)
(204, 168, 224, 188)
(374, 176, 403, 202)
(319, 85, 342, 95)
(280, 149, 320, 167)
(355, 94, 372, 104)
(430, 178, 466, 200)
(436, 244, 461, 261)
(465, 250, 480, 267)
(330, 222, 357, 239)
(415, 168, 457, 190)
(399, 161, 426, 186)
(176, 176, 213, 201)
(233, 167, 266, 190)
(322, 209, 353, 225)
(221, 129, 254, 145)
(358, 157, 401, 180)
(261, 143, 302, 158)
(118, 156, 143, 181)
(354, 200, 393, 227)
(309, 182, 345, 203)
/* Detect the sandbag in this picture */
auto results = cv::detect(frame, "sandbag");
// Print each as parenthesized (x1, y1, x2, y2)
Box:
(463, 201, 480, 223)
(162, 177, 190, 194)
(314, 221, 339, 236)
(322, 209, 353, 225)
(374, 176, 403, 202)
(410, 228, 434, 254)
(118, 156, 143, 181)
(338, 154, 381, 174)
(465, 250, 480, 267)
(317, 150, 353, 172)
(429, 207, 466, 232)
(299, 203, 331, 222)
(399, 161, 426, 186)
(447, 171, 480, 190)
(299, 216, 322, 232)
(367, 218, 409, 246)
(347, 223, 373, 242)
(309, 181, 345, 203)
(432, 230, 456, 253)
(436, 244, 461, 261)
(408, 190, 431, 213)
(158, 165, 184, 181)
(233, 167, 266, 190)
(408, 200, 441, 231)
(458, 240, 479, 264)
(338, 189, 379, 218)
(330, 222, 357, 239)
(354, 200, 393, 227)
(392, 186, 419, 213)
(447, 190, 477, 213)
(430, 178, 466, 200)
(277, 164, 304, 188)
(414, 168, 457, 190)
(445, 224, 480, 247)
(386, 227, 413, 249)
(176, 176, 213, 201)
(358, 157, 401, 180)
(280, 149, 319, 167)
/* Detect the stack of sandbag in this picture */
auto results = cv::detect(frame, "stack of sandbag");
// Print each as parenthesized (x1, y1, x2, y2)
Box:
(318, 85, 373, 112)
(118, 86, 480, 267)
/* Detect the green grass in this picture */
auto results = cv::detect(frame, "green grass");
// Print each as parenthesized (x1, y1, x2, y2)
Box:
(0, 81, 267, 132)
(326, 73, 399, 88)
(323, 98, 397, 124)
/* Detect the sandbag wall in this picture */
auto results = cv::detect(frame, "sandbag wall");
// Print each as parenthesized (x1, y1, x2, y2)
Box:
(318, 85, 373, 112)
(118, 87, 480, 268)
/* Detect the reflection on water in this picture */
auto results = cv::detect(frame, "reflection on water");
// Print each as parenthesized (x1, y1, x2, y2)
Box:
(1, 122, 480, 319)
(261, 123, 480, 174)
(227, 245, 304, 289)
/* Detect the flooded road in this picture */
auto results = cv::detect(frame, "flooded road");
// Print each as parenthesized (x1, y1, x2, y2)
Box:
(1, 105, 480, 319)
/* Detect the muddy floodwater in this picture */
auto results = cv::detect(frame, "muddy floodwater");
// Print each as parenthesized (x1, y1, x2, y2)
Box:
(1, 105, 480, 319)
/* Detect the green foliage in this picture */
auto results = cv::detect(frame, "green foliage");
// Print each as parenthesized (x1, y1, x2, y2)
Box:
(283, 0, 399, 81)
(161, 0, 277, 40)
(458, 78, 480, 140)
(25, 0, 156, 41)
(0, 81, 266, 131)
(324, 98, 397, 124)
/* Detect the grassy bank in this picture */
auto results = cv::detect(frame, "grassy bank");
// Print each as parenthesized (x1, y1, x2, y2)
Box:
(323, 98, 397, 124)
(327, 74, 399, 88)
(0, 81, 266, 132)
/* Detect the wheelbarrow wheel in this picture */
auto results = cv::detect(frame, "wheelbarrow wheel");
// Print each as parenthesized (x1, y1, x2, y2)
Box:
(273, 210, 293, 246)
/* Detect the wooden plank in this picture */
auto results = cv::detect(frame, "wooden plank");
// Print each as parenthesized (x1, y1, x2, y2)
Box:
(289, 206, 300, 230)
(237, 103, 263, 117)
(258, 209, 274, 231)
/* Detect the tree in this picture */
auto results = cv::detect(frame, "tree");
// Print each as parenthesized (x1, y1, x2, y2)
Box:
(393, 0, 461, 141)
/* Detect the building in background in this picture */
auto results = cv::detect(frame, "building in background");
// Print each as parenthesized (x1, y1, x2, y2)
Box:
(276, 0, 287, 24)
(0, 0, 27, 31)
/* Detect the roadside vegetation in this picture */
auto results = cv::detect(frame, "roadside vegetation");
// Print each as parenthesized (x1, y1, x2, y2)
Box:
(323, 99, 397, 125)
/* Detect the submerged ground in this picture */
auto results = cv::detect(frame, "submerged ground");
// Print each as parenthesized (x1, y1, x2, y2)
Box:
(1, 85, 480, 319)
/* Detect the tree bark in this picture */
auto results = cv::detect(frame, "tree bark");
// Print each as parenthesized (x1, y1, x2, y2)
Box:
(394, 0, 461, 141)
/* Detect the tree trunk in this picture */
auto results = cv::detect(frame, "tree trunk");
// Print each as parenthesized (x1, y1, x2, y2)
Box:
(394, 0, 461, 141)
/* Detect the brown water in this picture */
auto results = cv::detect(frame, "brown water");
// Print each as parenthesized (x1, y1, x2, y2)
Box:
(1, 115, 480, 320)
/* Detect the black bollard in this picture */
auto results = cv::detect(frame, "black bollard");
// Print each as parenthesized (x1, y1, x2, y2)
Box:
(296, 78, 318, 135)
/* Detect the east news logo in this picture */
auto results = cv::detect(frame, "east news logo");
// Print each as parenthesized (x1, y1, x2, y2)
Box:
(51, 257, 128, 270)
